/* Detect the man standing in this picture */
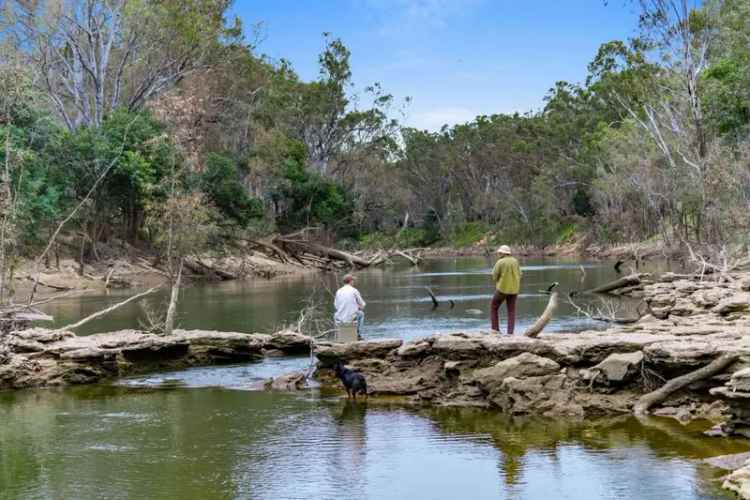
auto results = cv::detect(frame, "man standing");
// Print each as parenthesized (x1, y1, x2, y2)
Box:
(490, 245, 521, 334)
(334, 274, 366, 337)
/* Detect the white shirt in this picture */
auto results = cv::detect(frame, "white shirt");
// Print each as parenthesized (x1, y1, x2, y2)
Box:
(334, 284, 366, 323)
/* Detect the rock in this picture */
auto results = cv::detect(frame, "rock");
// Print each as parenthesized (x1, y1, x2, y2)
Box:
(649, 293, 676, 309)
(432, 333, 484, 358)
(590, 351, 644, 383)
(471, 353, 560, 391)
(315, 339, 403, 366)
(741, 278, 750, 292)
(691, 288, 732, 309)
(265, 330, 311, 354)
(670, 298, 698, 316)
(266, 371, 306, 391)
(724, 460, 750, 499)
(396, 340, 432, 358)
(717, 294, 750, 317)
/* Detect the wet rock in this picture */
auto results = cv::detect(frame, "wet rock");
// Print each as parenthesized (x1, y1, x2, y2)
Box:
(590, 351, 644, 383)
(266, 371, 306, 391)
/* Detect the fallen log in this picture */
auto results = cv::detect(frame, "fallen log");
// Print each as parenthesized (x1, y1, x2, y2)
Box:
(54, 286, 160, 333)
(392, 250, 421, 266)
(524, 291, 558, 338)
(275, 238, 372, 268)
(634, 353, 739, 415)
(575, 273, 650, 295)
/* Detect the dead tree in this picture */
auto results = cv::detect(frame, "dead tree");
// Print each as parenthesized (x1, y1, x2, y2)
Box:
(634, 353, 739, 415)
(523, 292, 559, 338)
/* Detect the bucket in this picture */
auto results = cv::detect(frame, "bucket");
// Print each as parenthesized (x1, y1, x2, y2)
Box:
(334, 322, 358, 343)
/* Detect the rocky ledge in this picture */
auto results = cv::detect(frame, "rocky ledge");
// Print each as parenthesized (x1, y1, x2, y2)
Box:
(314, 272, 750, 417)
(0, 328, 311, 390)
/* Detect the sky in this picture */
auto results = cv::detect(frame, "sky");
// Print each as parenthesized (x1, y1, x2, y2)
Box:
(230, 1, 642, 131)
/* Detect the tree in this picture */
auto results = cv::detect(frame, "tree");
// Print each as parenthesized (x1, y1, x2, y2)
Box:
(2, 0, 233, 131)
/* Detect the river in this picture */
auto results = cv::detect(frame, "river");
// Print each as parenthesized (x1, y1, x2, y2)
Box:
(2, 257, 746, 499)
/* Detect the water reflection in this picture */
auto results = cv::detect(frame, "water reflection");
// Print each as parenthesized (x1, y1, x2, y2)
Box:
(0, 384, 744, 500)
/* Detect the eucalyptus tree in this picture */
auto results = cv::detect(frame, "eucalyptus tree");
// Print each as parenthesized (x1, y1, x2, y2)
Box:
(2, 0, 233, 131)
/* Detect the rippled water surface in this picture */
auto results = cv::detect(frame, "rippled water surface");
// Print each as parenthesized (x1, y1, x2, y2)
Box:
(39, 256, 658, 337)
(4, 257, 743, 499)
(1, 378, 745, 500)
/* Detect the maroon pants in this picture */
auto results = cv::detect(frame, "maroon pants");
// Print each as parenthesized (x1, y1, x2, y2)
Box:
(490, 291, 517, 334)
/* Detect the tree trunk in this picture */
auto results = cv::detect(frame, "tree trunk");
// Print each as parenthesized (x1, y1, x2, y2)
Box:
(164, 260, 183, 336)
(634, 354, 738, 415)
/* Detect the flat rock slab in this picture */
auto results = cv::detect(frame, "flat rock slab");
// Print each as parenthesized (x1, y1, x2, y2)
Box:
(1, 328, 312, 391)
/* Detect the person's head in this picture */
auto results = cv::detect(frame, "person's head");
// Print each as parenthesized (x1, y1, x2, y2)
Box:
(343, 274, 355, 285)
(496, 245, 512, 257)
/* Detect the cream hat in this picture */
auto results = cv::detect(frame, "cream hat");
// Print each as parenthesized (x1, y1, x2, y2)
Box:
(496, 245, 512, 255)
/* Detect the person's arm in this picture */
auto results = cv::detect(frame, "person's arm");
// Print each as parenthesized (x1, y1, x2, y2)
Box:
(492, 261, 502, 283)
(355, 290, 366, 309)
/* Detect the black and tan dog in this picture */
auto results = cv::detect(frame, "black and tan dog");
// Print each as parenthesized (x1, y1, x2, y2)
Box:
(333, 361, 368, 399)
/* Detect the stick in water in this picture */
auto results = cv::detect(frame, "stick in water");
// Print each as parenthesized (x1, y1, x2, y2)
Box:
(54, 287, 160, 332)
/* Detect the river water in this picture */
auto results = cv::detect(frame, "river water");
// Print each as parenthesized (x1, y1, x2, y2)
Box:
(2, 257, 747, 499)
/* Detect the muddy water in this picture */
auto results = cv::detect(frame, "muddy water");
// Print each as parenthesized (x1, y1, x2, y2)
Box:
(5, 257, 742, 499)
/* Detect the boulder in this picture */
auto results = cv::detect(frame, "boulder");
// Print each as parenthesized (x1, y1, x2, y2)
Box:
(590, 351, 644, 383)
(266, 371, 306, 391)
(471, 353, 560, 391)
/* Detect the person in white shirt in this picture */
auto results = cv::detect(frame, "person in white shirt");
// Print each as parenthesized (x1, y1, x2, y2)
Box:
(334, 274, 366, 337)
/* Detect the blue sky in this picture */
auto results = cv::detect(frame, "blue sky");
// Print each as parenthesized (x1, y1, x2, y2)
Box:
(230, 1, 641, 131)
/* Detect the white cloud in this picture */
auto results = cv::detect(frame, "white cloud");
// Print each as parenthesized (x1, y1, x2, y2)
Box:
(362, 0, 484, 36)
(408, 106, 478, 131)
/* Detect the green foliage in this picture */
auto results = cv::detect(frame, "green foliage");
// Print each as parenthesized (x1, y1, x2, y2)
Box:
(199, 154, 263, 227)
(47, 108, 176, 241)
(277, 156, 351, 229)
(447, 222, 487, 247)
(358, 228, 429, 249)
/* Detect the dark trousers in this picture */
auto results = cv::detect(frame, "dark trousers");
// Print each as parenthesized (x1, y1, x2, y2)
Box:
(491, 291, 517, 334)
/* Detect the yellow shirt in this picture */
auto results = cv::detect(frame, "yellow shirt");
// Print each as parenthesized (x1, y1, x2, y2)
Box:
(492, 256, 521, 295)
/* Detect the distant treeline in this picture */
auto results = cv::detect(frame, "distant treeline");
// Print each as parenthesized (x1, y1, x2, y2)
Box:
(1, 0, 749, 257)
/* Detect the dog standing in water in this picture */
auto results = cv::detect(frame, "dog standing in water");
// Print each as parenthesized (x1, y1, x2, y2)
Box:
(333, 361, 368, 399)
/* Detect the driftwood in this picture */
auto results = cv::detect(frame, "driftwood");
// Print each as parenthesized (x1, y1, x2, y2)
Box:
(633, 353, 739, 415)
(183, 259, 237, 281)
(575, 273, 650, 295)
(523, 290, 558, 338)
(567, 293, 642, 324)
(425, 287, 439, 309)
(275, 238, 371, 268)
(54, 286, 159, 332)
